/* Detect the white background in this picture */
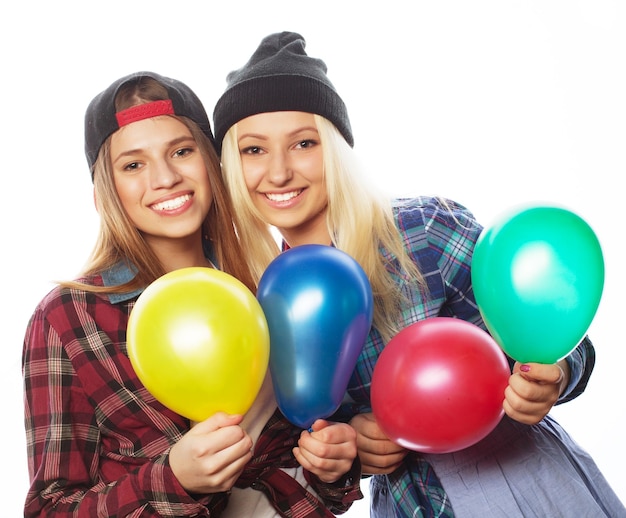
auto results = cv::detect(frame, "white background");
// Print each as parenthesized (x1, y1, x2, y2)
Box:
(2, 2, 624, 516)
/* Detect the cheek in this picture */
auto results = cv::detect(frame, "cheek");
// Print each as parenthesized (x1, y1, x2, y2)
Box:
(114, 177, 143, 212)
(297, 148, 324, 176)
(191, 161, 212, 191)
(302, 156, 325, 184)
(242, 164, 263, 192)
(198, 173, 214, 206)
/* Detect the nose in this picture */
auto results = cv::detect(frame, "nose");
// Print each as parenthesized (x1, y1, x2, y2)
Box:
(267, 150, 293, 185)
(150, 159, 182, 189)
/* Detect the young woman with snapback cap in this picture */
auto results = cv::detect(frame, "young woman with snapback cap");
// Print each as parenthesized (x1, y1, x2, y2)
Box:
(213, 31, 625, 517)
(22, 71, 362, 517)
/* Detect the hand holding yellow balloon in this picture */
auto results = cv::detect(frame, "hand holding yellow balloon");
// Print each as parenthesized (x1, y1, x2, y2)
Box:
(127, 267, 269, 422)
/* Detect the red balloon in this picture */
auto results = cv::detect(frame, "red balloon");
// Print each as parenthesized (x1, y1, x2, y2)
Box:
(371, 318, 510, 454)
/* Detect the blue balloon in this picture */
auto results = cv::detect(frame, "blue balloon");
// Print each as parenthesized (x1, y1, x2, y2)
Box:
(257, 244, 374, 428)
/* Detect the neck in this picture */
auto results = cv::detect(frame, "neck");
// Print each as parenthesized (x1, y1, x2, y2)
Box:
(279, 215, 332, 248)
(148, 233, 211, 272)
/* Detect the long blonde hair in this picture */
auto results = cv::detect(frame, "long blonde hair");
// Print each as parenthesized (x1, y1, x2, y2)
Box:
(221, 114, 425, 342)
(63, 79, 255, 295)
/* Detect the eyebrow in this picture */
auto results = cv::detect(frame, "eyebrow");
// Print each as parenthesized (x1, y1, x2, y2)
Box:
(238, 126, 319, 142)
(112, 135, 196, 163)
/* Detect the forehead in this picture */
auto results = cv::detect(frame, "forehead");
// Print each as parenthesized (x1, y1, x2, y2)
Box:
(238, 111, 317, 133)
(110, 115, 193, 152)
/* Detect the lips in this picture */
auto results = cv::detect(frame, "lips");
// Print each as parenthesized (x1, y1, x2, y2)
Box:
(151, 193, 192, 212)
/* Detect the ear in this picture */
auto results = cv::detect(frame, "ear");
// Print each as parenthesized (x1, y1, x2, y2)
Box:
(93, 187, 99, 213)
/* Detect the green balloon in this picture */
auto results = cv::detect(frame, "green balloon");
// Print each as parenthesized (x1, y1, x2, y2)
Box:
(471, 205, 604, 364)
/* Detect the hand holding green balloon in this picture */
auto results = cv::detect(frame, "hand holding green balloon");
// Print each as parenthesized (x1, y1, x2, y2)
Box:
(471, 205, 604, 364)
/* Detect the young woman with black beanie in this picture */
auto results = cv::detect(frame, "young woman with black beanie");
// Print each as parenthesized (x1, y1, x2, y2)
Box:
(213, 31, 625, 517)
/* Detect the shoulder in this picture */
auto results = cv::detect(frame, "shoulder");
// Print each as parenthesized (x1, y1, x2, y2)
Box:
(27, 276, 107, 328)
(392, 196, 482, 239)
(24, 275, 132, 356)
(31, 282, 83, 315)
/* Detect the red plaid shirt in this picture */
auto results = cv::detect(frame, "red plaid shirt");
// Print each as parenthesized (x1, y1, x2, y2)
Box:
(23, 270, 361, 517)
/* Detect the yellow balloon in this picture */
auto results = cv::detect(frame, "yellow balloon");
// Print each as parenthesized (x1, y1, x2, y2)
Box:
(127, 267, 269, 422)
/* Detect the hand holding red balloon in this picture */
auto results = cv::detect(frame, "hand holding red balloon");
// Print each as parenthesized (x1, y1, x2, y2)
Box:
(349, 412, 408, 475)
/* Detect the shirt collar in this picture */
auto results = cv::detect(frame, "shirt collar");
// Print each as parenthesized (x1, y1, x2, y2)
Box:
(101, 261, 143, 304)
(100, 239, 219, 305)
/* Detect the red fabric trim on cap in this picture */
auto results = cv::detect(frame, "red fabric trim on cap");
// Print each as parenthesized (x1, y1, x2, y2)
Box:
(115, 99, 175, 127)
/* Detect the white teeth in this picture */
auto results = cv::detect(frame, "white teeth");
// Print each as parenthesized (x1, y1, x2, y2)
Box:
(152, 194, 191, 211)
(265, 190, 301, 202)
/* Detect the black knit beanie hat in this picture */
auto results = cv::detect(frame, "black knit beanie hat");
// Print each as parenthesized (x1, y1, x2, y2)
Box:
(84, 71, 214, 180)
(212, 31, 353, 151)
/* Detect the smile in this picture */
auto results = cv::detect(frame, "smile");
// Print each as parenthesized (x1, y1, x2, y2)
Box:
(151, 194, 192, 211)
(265, 190, 302, 202)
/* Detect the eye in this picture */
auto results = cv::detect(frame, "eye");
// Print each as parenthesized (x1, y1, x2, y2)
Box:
(295, 139, 318, 149)
(173, 147, 194, 158)
(122, 161, 141, 172)
(241, 145, 263, 155)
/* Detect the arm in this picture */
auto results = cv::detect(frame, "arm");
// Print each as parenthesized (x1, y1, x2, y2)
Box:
(23, 296, 225, 517)
(558, 335, 595, 404)
(418, 201, 597, 420)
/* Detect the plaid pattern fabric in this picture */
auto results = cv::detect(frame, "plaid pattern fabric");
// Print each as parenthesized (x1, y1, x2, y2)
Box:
(382, 456, 453, 518)
(236, 409, 362, 517)
(331, 197, 594, 518)
(23, 272, 362, 517)
(23, 280, 211, 517)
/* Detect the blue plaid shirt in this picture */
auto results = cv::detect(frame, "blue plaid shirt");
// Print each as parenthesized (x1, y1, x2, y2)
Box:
(334, 197, 594, 518)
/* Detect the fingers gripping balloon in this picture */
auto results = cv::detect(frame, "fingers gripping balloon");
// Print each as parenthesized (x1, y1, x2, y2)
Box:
(471, 205, 604, 364)
(257, 245, 374, 429)
(127, 267, 270, 422)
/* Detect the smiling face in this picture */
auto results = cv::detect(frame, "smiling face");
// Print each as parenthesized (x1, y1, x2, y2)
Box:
(109, 115, 212, 251)
(237, 111, 331, 246)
